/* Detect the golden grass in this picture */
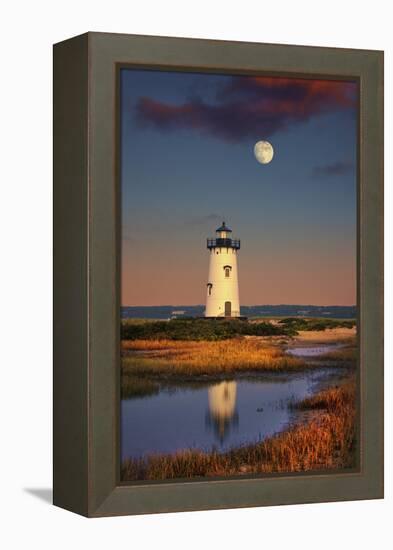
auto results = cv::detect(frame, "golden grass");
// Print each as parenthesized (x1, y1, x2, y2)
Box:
(293, 381, 355, 411)
(121, 338, 305, 377)
(316, 345, 357, 362)
(121, 381, 356, 480)
(121, 376, 160, 398)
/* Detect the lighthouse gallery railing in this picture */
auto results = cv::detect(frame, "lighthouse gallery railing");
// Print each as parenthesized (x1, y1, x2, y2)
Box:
(207, 238, 241, 250)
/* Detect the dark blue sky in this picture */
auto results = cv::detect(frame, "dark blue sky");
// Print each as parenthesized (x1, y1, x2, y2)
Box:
(120, 69, 357, 306)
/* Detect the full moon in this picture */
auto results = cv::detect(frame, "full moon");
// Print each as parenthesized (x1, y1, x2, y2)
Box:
(254, 140, 274, 164)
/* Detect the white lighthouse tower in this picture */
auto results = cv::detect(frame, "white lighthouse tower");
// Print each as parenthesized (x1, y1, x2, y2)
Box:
(205, 221, 241, 318)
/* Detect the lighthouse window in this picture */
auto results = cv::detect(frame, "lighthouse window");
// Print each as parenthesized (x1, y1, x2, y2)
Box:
(207, 283, 213, 296)
(224, 265, 232, 278)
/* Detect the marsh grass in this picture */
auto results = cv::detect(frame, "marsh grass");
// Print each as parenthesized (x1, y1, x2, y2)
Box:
(316, 345, 357, 363)
(292, 380, 355, 411)
(121, 381, 356, 480)
(121, 376, 160, 398)
(121, 338, 305, 378)
(278, 317, 356, 331)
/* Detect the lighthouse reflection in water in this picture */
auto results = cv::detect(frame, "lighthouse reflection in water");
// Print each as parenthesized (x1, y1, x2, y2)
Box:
(206, 381, 239, 443)
(121, 371, 332, 460)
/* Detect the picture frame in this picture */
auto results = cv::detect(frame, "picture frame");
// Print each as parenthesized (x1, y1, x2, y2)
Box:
(53, 32, 383, 517)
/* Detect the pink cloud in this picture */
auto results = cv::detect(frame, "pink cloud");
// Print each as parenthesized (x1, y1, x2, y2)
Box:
(135, 76, 357, 142)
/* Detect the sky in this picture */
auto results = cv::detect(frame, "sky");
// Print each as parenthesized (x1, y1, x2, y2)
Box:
(120, 69, 358, 306)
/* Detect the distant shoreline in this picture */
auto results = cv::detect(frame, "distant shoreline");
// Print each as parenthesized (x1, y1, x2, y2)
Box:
(121, 304, 357, 320)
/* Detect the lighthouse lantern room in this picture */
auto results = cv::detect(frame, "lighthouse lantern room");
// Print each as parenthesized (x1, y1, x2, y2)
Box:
(205, 222, 241, 318)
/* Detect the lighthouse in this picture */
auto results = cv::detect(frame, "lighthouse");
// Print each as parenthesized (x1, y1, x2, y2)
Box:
(205, 221, 241, 318)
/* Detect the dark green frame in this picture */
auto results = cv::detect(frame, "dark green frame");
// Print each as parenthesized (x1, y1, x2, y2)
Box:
(53, 32, 383, 517)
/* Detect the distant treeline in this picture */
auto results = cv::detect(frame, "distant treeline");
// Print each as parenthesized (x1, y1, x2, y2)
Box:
(121, 305, 356, 320)
(121, 317, 356, 341)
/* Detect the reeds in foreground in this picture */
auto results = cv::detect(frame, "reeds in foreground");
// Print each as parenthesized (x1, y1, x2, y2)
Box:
(121, 380, 356, 480)
(316, 345, 357, 363)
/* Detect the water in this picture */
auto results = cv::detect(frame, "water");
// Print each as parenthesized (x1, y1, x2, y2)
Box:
(286, 344, 339, 357)
(121, 367, 337, 461)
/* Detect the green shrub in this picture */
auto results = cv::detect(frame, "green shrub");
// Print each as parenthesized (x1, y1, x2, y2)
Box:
(121, 318, 291, 341)
(278, 317, 355, 332)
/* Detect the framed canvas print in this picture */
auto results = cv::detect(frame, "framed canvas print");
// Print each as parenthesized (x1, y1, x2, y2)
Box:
(53, 32, 383, 517)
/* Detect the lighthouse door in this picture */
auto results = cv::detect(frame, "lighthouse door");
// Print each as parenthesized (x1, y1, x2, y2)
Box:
(224, 301, 232, 317)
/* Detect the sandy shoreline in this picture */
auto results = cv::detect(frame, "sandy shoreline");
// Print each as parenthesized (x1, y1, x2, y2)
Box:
(293, 326, 356, 344)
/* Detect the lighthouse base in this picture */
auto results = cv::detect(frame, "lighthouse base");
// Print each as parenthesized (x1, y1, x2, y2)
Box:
(202, 316, 248, 321)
